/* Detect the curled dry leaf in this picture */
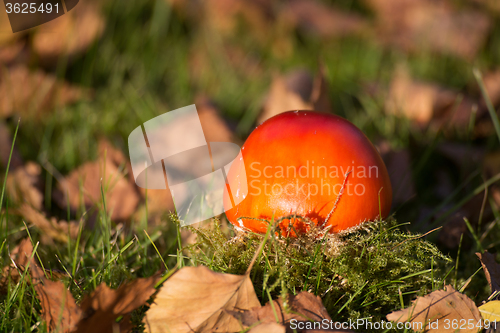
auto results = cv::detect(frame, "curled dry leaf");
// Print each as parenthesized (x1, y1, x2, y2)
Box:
(31, 3, 105, 66)
(144, 265, 261, 333)
(6, 161, 43, 210)
(365, 0, 491, 60)
(283, 0, 366, 39)
(260, 67, 331, 124)
(476, 252, 500, 296)
(0, 66, 86, 119)
(74, 272, 161, 333)
(12, 203, 80, 244)
(55, 143, 140, 221)
(386, 285, 481, 333)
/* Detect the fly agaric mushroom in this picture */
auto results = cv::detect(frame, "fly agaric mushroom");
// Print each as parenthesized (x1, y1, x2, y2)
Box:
(223, 111, 392, 235)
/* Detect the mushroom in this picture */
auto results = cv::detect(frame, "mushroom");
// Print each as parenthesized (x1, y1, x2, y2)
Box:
(223, 110, 392, 235)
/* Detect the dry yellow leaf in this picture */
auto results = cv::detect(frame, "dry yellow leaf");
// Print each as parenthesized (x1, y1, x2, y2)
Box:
(478, 301, 500, 322)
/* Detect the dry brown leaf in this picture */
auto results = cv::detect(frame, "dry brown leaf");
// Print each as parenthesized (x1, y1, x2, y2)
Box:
(0, 238, 35, 289)
(32, 3, 105, 66)
(0, 66, 86, 119)
(55, 147, 140, 221)
(6, 161, 43, 210)
(144, 265, 261, 333)
(365, 0, 491, 60)
(386, 285, 481, 333)
(75, 272, 161, 333)
(476, 252, 500, 296)
(283, 0, 366, 39)
(260, 67, 331, 124)
(31, 262, 82, 333)
(385, 67, 457, 125)
(13, 204, 80, 244)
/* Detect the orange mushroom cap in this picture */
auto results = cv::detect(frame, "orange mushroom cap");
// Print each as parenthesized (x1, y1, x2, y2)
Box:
(223, 111, 392, 235)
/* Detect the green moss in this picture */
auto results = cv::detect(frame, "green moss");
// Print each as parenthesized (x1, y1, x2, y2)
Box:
(184, 217, 452, 332)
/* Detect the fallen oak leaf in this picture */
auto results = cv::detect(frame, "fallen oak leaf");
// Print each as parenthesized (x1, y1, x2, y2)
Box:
(74, 272, 162, 333)
(476, 252, 500, 296)
(386, 285, 481, 333)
